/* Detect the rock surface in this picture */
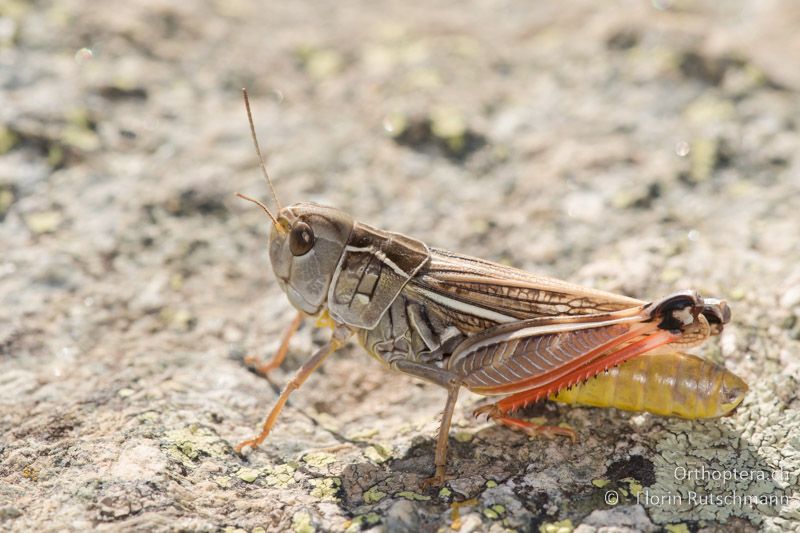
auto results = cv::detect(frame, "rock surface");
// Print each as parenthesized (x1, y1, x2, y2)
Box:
(1, 0, 799, 531)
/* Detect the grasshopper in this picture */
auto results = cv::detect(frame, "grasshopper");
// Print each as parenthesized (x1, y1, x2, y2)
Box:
(233, 90, 747, 486)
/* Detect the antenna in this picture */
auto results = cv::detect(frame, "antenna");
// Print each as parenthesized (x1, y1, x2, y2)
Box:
(242, 88, 281, 212)
(236, 192, 280, 227)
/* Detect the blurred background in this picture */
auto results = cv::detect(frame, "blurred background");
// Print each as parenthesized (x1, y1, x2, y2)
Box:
(1, 0, 799, 531)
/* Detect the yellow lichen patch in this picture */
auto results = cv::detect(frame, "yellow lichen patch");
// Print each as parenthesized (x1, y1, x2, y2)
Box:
(25, 210, 63, 234)
(0, 185, 13, 216)
(684, 96, 735, 126)
(22, 466, 38, 482)
(665, 524, 691, 533)
(302, 451, 336, 469)
(621, 477, 643, 497)
(454, 431, 473, 442)
(299, 47, 344, 80)
(396, 490, 431, 501)
(265, 463, 296, 487)
(159, 307, 196, 331)
(214, 476, 232, 488)
(430, 106, 467, 153)
(46, 144, 64, 167)
(169, 273, 184, 290)
(309, 477, 341, 501)
(164, 425, 228, 466)
(729, 287, 746, 301)
(237, 468, 260, 483)
(138, 411, 159, 423)
(62, 124, 100, 152)
(62, 108, 100, 152)
(344, 513, 381, 532)
(347, 427, 379, 441)
(660, 267, 684, 284)
(292, 511, 315, 533)
(689, 138, 719, 183)
(0, 126, 17, 154)
(363, 444, 392, 463)
(405, 68, 443, 90)
(483, 504, 506, 520)
(592, 478, 611, 488)
(363, 485, 387, 503)
(539, 519, 573, 533)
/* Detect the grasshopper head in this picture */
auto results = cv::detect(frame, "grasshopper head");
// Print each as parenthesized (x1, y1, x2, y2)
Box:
(233, 91, 354, 315)
(269, 202, 354, 315)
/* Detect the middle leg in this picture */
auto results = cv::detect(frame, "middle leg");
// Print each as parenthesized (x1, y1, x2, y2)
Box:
(390, 359, 463, 487)
(423, 382, 460, 488)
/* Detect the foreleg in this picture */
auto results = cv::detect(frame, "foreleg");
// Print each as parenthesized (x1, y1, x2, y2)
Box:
(244, 312, 304, 377)
(236, 324, 352, 453)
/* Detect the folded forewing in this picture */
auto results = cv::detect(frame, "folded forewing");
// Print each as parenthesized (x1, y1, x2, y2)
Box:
(409, 248, 645, 333)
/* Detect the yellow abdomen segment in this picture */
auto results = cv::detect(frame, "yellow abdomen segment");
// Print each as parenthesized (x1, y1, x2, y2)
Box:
(551, 352, 747, 419)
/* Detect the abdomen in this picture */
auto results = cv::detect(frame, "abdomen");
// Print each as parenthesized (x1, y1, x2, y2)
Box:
(551, 352, 747, 419)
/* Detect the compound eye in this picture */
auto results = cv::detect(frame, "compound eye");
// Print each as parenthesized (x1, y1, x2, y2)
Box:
(289, 221, 315, 256)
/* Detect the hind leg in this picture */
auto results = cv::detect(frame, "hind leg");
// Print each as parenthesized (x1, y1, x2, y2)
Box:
(491, 414, 577, 442)
(475, 328, 679, 418)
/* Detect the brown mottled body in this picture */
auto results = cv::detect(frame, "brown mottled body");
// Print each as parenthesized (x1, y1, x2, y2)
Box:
(232, 90, 747, 487)
(237, 203, 743, 486)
